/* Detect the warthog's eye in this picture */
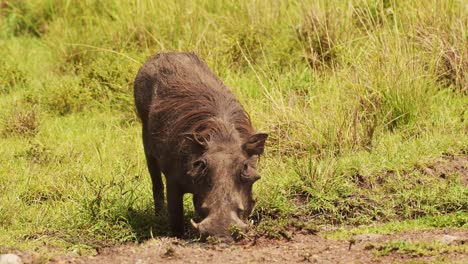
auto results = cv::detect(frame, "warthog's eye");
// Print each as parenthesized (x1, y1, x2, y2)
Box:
(240, 162, 260, 184)
(189, 159, 207, 182)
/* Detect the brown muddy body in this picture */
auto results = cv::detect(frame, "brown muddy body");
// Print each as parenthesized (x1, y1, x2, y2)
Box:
(134, 52, 267, 239)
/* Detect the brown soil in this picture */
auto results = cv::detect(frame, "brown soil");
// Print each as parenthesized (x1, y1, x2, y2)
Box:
(43, 230, 467, 264)
(419, 153, 468, 186)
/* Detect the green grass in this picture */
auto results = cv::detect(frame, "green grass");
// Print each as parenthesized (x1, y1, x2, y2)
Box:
(327, 212, 468, 240)
(371, 240, 467, 258)
(0, 0, 467, 257)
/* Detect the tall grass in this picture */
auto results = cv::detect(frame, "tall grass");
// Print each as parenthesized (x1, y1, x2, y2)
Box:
(0, 0, 467, 256)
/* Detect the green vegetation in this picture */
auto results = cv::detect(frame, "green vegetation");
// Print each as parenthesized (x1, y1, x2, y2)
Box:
(0, 0, 467, 257)
(328, 212, 468, 240)
(371, 240, 467, 257)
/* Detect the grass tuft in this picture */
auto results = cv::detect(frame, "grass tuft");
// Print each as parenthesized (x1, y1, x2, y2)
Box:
(0, 60, 28, 94)
(2, 104, 38, 137)
(296, 8, 338, 70)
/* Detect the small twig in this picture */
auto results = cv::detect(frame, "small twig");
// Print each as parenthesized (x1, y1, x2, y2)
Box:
(348, 238, 356, 250)
(243, 235, 258, 249)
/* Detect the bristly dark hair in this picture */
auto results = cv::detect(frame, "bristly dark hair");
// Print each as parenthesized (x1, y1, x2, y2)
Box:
(147, 53, 254, 153)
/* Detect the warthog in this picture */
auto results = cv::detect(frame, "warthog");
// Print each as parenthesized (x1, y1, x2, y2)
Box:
(134, 52, 268, 239)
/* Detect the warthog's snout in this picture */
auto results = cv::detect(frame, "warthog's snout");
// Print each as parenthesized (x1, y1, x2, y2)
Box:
(191, 212, 249, 241)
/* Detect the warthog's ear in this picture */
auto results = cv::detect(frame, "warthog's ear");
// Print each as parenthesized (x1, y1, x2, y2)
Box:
(242, 133, 268, 156)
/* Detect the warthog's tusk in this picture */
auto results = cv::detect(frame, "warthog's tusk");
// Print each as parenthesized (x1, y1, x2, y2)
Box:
(190, 219, 199, 229)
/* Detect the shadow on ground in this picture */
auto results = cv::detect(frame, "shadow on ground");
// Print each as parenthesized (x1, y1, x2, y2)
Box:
(126, 204, 200, 242)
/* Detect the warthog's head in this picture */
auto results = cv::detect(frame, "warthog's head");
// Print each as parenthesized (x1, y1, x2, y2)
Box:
(187, 131, 268, 240)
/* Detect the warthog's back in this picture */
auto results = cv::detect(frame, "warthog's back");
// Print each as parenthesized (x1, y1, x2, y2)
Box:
(134, 52, 227, 124)
(134, 52, 253, 152)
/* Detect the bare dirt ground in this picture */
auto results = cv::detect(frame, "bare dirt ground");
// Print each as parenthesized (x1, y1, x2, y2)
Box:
(43, 230, 467, 264)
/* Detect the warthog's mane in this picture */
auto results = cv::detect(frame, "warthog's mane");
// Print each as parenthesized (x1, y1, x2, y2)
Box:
(148, 53, 253, 153)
